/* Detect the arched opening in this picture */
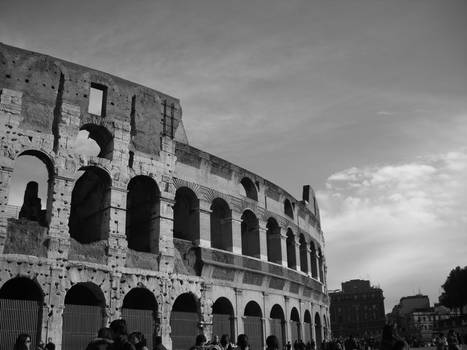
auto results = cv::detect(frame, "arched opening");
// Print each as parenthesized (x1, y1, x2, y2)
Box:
(286, 229, 296, 269)
(241, 210, 260, 258)
(210, 198, 232, 251)
(171, 293, 200, 350)
(212, 297, 234, 340)
(299, 234, 308, 274)
(63, 283, 105, 350)
(75, 124, 114, 160)
(173, 187, 199, 242)
(8, 151, 54, 227)
(284, 199, 294, 219)
(244, 301, 263, 350)
(310, 243, 318, 279)
(68, 166, 111, 244)
(270, 304, 285, 349)
(126, 176, 160, 253)
(266, 218, 282, 264)
(122, 288, 157, 349)
(314, 313, 322, 349)
(241, 177, 258, 201)
(0, 277, 43, 349)
(304, 310, 312, 343)
(318, 248, 324, 282)
(323, 315, 328, 340)
(290, 307, 301, 342)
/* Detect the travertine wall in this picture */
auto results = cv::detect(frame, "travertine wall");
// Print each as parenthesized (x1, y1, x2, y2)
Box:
(0, 43, 330, 350)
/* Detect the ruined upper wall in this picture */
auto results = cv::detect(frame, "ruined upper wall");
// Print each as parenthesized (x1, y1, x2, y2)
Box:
(0, 43, 182, 155)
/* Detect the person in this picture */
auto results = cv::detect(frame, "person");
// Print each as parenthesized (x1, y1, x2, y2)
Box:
(266, 335, 280, 350)
(86, 327, 114, 350)
(220, 334, 233, 350)
(110, 319, 136, 350)
(14, 334, 32, 350)
(209, 335, 222, 350)
(190, 334, 207, 350)
(286, 341, 292, 350)
(129, 332, 149, 350)
(447, 330, 460, 350)
(154, 336, 168, 350)
(44, 338, 55, 350)
(36, 341, 45, 350)
(237, 334, 249, 350)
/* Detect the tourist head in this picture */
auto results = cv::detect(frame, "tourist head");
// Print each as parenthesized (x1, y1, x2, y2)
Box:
(129, 331, 146, 346)
(266, 335, 279, 350)
(196, 334, 207, 347)
(110, 319, 128, 338)
(212, 335, 220, 345)
(237, 334, 249, 350)
(14, 334, 32, 350)
(220, 335, 230, 347)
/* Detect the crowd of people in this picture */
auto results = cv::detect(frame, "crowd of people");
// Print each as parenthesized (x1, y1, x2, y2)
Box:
(11, 320, 465, 350)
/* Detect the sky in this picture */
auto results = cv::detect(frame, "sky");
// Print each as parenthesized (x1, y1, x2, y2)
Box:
(1, 0, 466, 311)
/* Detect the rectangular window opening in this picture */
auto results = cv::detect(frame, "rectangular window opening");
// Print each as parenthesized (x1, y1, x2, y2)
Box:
(88, 83, 107, 117)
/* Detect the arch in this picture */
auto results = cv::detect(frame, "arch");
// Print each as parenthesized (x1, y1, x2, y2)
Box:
(0, 277, 43, 349)
(212, 297, 235, 340)
(286, 229, 297, 269)
(69, 166, 111, 244)
(79, 123, 114, 160)
(310, 242, 318, 279)
(284, 199, 294, 219)
(63, 282, 106, 350)
(266, 217, 282, 264)
(290, 307, 301, 342)
(241, 177, 258, 201)
(173, 187, 200, 242)
(122, 288, 158, 349)
(244, 301, 263, 350)
(8, 150, 55, 227)
(303, 310, 312, 343)
(241, 210, 260, 258)
(314, 313, 322, 348)
(171, 293, 201, 350)
(126, 175, 160, 253)
(210, 198, 232, 251)
(299, 234, 308, 274)
(270, 304, 285, 348)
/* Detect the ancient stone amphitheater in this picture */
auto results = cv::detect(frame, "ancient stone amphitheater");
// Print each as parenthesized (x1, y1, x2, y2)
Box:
(0, 43, 329, 350)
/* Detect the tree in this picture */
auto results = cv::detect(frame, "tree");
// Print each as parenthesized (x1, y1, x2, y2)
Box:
(439, 266, 467, 314)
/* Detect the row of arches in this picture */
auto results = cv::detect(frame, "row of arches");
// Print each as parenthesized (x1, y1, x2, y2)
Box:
(0, 277, 328, 350)
(7, 151, 324, 280)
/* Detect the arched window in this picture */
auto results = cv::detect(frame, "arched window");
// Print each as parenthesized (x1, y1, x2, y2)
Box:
(244, 301, 263, 350)
(241, 177, 258, 201)
(315, 313, 322, 346)
(212, 297, 235, 340)
(75, 124, 114, 160)
(270, 304, 285, 348)
(122, 288, 157, 349)
(69, 166, 111, 244)
(0, 277, 43, 349)
(266, 218, 282, 264)
(210, 198, 232, 251)
(310, 242, 318, 279)
(299, 234, 308, 273)
(126, 176, 160, 253)
(241, 210, 260, 258)
(286, 229, 296, 269)
(284, 199, 294, 219)
(173, 187, 199, 242)
(171, 293, 200, 350)
(290, 307, 301, 342)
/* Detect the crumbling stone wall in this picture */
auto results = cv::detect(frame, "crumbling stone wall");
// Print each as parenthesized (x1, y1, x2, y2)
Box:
(0, 43, 330, 350)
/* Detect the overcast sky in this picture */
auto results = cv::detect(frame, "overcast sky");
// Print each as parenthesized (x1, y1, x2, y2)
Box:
(1, 0, 466, 311)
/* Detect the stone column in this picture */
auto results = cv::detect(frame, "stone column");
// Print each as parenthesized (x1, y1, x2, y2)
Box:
(295, 237, 301, 272)
(45, 266, 66, 350)
(280, 231, 288, 268)
(307, 246, 312, 278)
(200, 283, 214, 340)
(109, 272, 123, 321)
(284, 296, 290, 342)
(107, 185, 128, 269)
(159, 284, 173, 350)
(258, 220, 268, 261)
(158, 193, 175, 272)
(235, 288, 244, 335)
(231, 212, 243, 255)
(0, 165, 14, 255)
(197, 199, 212, 248)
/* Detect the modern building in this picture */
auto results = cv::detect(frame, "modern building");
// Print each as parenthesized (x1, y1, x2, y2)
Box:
(0, 43, 330, 350)
(329, 280, 385, 338)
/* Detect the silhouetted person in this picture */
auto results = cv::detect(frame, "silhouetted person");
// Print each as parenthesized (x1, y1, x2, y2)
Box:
(44, 338, 55, 350)
(19, 181, 43, 223)
(14, 334, 32, 350)
(237, 334, 249, 350)
(86, 327, 114, 350)
(110, 319, 136, 350)
(286, 341, 292, 350)
(220, 334, 233, 350)
(266, 336, 280, 350)
(190, 334, 207, 350)
(129, 332, 149, 350)
(153, 336, 167, 350)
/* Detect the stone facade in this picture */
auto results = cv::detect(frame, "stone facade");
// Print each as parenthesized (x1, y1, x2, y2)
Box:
(0, 43, 330, 350)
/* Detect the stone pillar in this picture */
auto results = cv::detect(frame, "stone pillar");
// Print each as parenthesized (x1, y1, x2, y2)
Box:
(0, 88, 23, 125)
(235, 288, 244, 335)
(284, 296, 290, 342)
(107, 185, 128, 269)
(258, 220, 268, 261)
(159, 285, 173, 350)
(280, 231, 288, 268)
(262, 292, 270, 340)
(158, 193, 175, 272)
(55, 102, 80, 152)
(109, 272, 123, 321)
(112, 120, 131, 166)
(200, 283, 214, 340)
(295, 237, 301, 272)
(231, 212, 243, 255)
(197, 199, 211, 248)
(0, 165, 14, 254)
(307, 246, 312, 278)
(45, 266, 66, 350)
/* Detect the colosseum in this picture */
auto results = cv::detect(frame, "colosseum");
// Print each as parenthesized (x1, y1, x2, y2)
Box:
(0, 43, 330, 350)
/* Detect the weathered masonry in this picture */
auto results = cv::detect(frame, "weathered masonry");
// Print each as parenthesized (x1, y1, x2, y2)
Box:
(0, 43, 330, 350)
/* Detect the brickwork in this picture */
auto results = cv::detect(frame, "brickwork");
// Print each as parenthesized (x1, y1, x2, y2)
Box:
(0, 43, 329, 350)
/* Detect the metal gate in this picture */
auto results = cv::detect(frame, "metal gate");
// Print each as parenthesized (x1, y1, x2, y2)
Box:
(244, 316, 263, 350)
(171, 311, 199, 350)
(62, 304, 104, 350)
(122, 308, 155, 349)
(290, 321, 300, 342)
(269, 318, 284, 348)
(303, 322, 311, 343)
(213, 313, 234, 339)
(0, 299, 42, 350)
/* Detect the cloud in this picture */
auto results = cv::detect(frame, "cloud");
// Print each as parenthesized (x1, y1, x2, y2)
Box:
(317, 149, 467, 310)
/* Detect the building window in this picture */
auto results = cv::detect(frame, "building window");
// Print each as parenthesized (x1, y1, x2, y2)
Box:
(88, 83, 107, 116)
